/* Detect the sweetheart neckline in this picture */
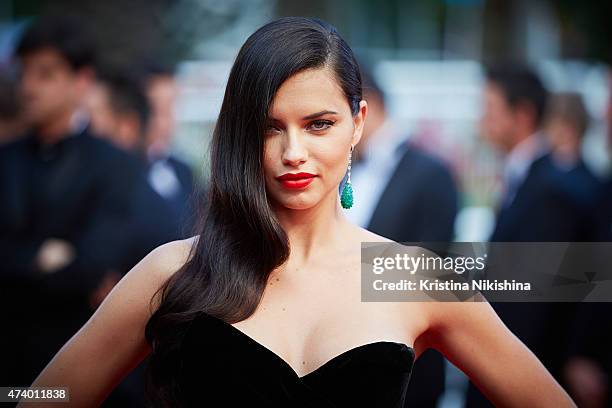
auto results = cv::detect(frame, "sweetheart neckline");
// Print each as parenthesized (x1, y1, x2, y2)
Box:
(194, 311, 415, 380)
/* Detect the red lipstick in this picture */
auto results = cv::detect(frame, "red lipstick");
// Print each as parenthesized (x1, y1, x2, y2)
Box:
(276, 172, 316, 189)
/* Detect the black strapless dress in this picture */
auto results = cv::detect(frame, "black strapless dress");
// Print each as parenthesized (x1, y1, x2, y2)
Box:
(178, 311, 415, 407)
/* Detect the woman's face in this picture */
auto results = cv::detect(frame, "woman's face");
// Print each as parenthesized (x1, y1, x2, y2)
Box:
(263, 67, 367, 210)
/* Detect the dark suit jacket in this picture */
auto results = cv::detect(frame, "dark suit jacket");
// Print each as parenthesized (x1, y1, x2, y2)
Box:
(364, 143, 459, 408)
(467, 154, 602, 407)
(593, 175, 612, 241)
(147, 155, 199, 239)
(563, 176, 612, 407)
(367, 144, 458, 243)
(490, 155, 599, 242)
(0, 128, 148, 291)
(0, 127, 178, 386)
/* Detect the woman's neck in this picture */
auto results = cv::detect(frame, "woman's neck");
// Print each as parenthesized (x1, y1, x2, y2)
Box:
(273, 193, 351, 265)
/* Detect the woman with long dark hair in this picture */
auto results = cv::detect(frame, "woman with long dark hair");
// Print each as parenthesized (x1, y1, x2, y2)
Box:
(23, 17, 575, 407)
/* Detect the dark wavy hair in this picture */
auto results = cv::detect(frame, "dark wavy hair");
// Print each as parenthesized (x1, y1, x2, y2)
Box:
(143, 16, 362, 406)
(16, 14, 96, 71)
(485, 63, 549, 127)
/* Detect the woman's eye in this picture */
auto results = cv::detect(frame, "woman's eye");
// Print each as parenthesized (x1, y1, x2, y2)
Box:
(308, 120, 334, 131)
(265, 126, 282, 135)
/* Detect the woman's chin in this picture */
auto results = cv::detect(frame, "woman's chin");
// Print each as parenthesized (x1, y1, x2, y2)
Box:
(272, 196, 319, 211)
(282, 201, 317, 211)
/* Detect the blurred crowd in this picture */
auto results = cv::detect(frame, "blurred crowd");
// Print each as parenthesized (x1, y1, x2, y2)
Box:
(1, 13, 612, 408)
(352, 59, 612, 408)
(0, 15, 203, 406)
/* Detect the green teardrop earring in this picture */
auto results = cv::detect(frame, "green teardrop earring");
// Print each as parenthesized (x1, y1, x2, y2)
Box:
(340, 146, 354, 209)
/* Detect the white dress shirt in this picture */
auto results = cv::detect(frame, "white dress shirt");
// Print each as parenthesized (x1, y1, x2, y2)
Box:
(148, 154, 182, 199)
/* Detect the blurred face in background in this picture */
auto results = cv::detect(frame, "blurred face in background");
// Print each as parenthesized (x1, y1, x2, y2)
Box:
(545, 118, 580, 162)
(480, 81, 517, 153)
(146, 75, 178, 158)
(263, 67, 366, 211)
(18, 48, 90, 127)
(86, 82, 143, 152)
(86, 83, 115, 137)
(544, 93, 588, 164)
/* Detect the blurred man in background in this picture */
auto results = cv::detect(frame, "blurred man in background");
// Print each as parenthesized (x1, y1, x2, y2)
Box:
(467, 63, 600, 407)
(0, 17, 167, 403)
(546, 92, 592, 169)
(87, 66, 151, 157)
(561, 72, 612, 408)
(141, 62, 198, 238)
(143, 63, 179, 161)
(481, 64, 597, 241)
(86, 65, 181, 272)
(349, 61, 458, 243)
(545, 92, 602, 211)
(88, 62, 199, 240)
(347, 61, 458, 407)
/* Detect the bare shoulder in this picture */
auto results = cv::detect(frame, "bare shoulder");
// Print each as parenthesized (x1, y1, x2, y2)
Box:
(21, 235, 202, 406)
(93, 234, 200, 327)
(145, 235, 199, 280)
(353, 226, 395, 244)
(126, 235, 199, 311)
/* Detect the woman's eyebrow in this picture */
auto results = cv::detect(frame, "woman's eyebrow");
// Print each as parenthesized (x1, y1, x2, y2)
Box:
(302, 110, 338, 120)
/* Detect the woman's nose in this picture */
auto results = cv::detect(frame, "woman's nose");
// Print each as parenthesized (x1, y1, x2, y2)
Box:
(281, 129, 308, 166)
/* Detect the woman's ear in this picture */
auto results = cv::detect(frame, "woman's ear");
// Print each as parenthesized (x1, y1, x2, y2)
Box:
(352, 100, 368, 147)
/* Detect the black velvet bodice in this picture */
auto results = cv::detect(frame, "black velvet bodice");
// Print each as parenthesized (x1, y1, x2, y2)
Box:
(178, 311, 415, 407)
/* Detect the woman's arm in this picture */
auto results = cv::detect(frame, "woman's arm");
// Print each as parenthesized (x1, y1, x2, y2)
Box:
(16, 237, 195, 408)
(421, 299, 576, 408)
